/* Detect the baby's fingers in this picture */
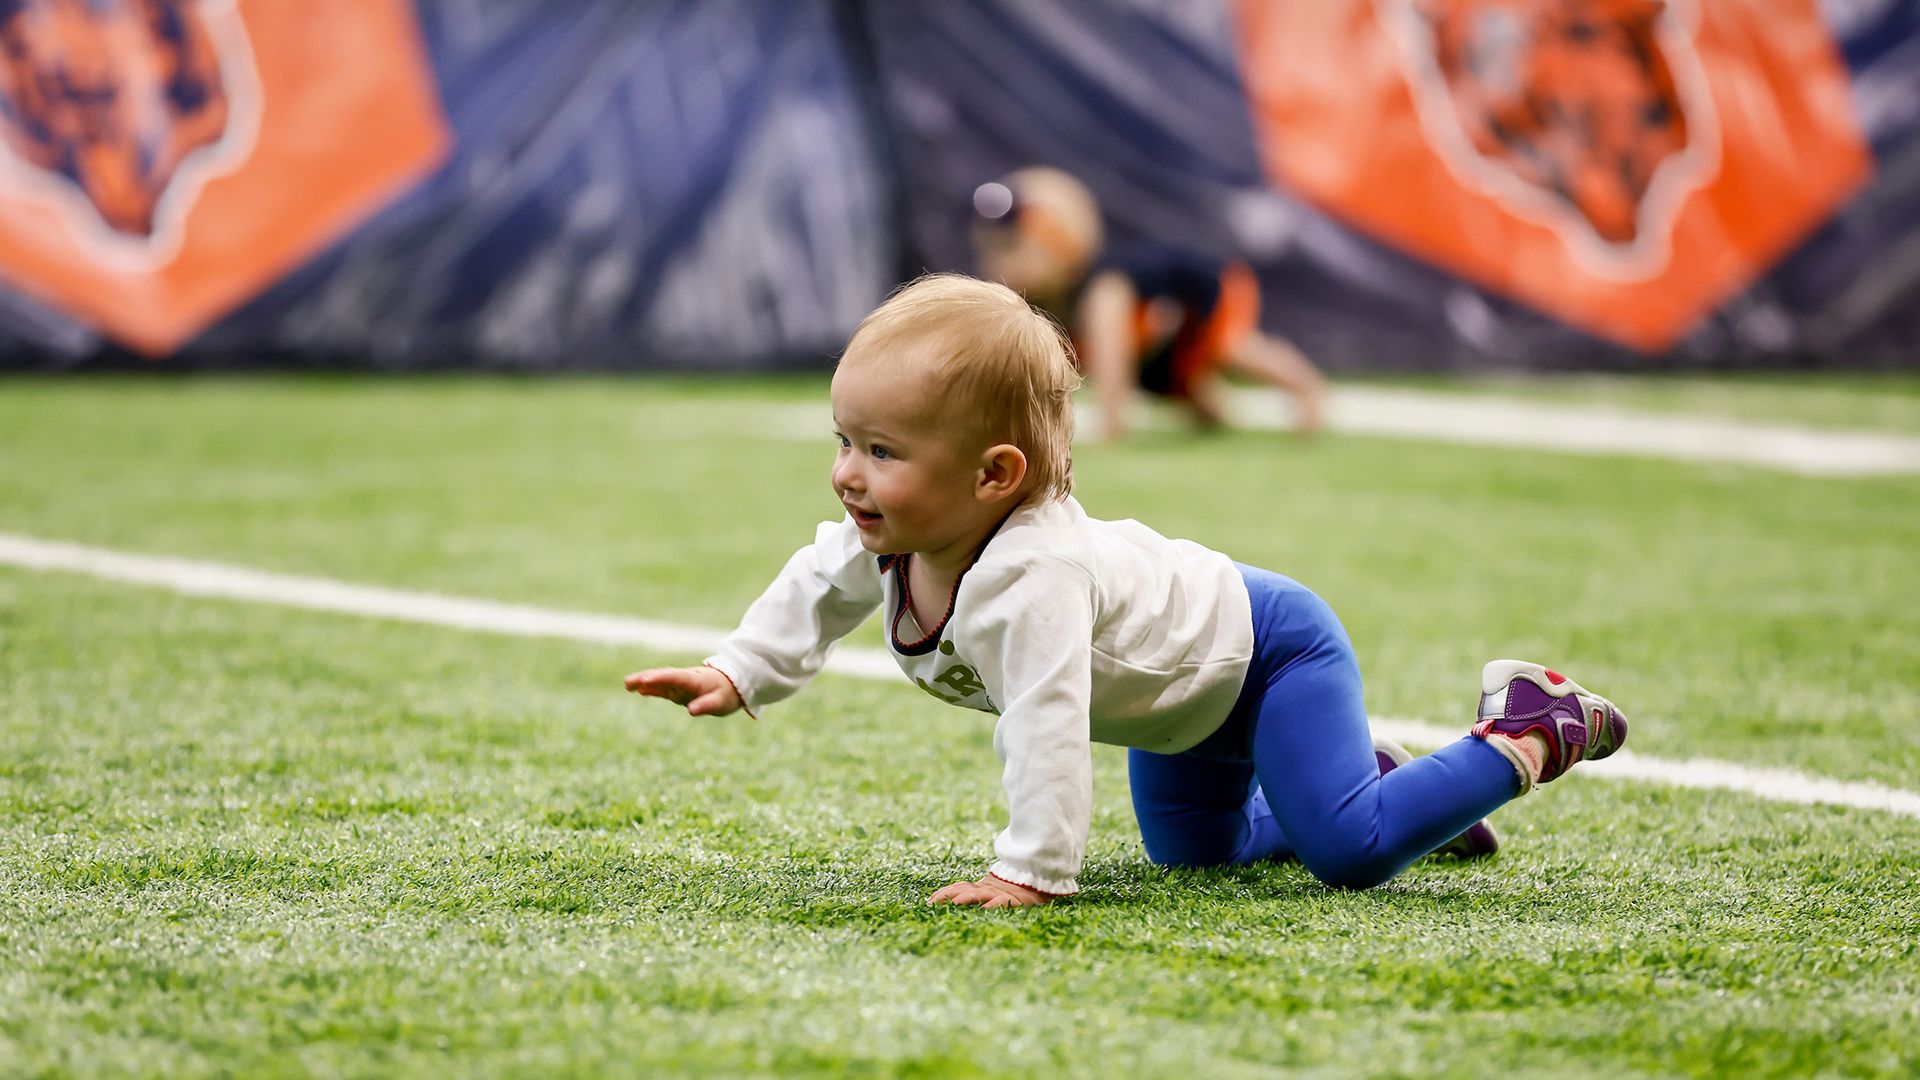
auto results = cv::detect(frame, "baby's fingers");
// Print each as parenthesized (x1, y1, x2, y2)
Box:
(927, 881, 975, 905)
(623, 669, 699, 704)
(685, 690, 734, 716)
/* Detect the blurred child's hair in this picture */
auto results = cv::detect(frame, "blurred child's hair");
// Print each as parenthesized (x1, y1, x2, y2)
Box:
(843, 274, 1081, 503)
(1002, 166, 1103, 264)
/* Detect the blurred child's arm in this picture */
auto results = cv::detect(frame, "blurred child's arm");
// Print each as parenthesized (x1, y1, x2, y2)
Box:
(1075, 271, 1137, 442)
(934, 553, 1098, 905)
(625, 517, 883, 719)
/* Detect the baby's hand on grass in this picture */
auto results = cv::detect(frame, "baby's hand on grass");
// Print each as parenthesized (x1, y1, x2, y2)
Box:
(928, 874, 1052, 909)
(623, 666, 743, 717)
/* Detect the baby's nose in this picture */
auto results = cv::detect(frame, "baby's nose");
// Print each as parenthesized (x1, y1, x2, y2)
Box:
(831, 457, 861, 492)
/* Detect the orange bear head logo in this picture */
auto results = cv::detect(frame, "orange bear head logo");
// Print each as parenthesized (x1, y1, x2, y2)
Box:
(0, 0, 247, 244)
(1384, 0, 1718, 273)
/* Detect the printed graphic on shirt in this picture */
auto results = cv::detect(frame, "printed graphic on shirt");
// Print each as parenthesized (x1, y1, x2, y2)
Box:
(911, 639, 996, 712)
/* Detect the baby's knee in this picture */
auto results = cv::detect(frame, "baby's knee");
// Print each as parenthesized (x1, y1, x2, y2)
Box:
(1142, 836, 1233, 870)
(1296, 848, 1398, 890)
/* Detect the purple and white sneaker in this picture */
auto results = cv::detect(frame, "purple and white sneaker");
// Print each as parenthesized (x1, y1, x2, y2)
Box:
(1471, 659, 1629, 786)
(1373, 735, 1500, 858)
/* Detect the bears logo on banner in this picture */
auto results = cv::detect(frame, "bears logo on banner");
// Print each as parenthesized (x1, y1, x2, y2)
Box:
(1233, 0, 1872, 351)
(1387, 0, 1721, 279)
(0, 0, 254, 252)
(0, 0, 447, 356)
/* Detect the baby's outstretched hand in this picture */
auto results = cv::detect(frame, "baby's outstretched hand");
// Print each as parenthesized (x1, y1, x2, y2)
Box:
(623, 666, 744, 717)
(928, 874, 1052, 909)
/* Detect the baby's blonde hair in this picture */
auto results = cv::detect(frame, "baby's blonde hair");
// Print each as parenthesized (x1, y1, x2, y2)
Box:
(843, 274, 1081, 502)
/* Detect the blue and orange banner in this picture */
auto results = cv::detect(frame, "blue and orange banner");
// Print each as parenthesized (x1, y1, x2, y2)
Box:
(0, 0, 1914, 370)
(1233, 0, 1873, 352)
(0, 0, 447, 356)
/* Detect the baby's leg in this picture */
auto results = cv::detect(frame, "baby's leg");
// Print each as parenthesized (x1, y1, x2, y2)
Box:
(1249, 596, 1519, 889)
(1127, 749, 1274, 867)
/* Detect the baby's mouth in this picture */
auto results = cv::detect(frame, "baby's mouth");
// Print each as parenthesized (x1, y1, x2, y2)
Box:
(847, 506, 883, 529)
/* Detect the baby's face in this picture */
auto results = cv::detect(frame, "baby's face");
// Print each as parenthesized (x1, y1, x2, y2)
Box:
(829, 355, 987, 557)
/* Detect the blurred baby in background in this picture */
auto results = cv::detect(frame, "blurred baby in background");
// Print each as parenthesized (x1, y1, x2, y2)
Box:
(970, 166, 1328, 441)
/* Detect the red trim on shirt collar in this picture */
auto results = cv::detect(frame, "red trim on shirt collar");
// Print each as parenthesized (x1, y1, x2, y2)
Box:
(884, 509, 1026, 656)
(889, 553, 965, 653)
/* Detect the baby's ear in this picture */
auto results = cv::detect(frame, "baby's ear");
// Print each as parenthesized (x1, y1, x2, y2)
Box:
(977, 443, 1029, 502)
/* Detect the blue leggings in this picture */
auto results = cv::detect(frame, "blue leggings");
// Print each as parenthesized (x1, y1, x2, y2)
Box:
(1128, 564, 1519, 889)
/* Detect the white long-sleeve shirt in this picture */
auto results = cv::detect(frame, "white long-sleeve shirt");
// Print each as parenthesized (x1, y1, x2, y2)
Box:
(705, 495, 1253, 896)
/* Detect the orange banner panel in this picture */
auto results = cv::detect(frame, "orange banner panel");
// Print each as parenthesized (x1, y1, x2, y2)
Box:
(1234, 0, 1871, 352)
(0, 0, 449, 356)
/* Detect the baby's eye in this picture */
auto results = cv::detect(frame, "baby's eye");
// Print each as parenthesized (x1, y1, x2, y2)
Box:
(835, 433, 850, 449)
(871, 445, 893, 460)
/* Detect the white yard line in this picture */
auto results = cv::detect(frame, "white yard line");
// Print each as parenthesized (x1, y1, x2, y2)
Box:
(1365, 719, 1920, 818)
(1298, 388, 1920, 478)
(4, 531, 1917, 820)
(746, 388, 1920, 477)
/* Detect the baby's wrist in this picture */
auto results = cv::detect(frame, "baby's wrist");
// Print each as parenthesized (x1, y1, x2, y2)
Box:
(701, 662, 752, 715)
(988, 871, 1064, 899)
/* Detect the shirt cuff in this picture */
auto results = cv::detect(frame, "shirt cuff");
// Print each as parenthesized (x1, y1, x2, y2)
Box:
(989, 859, 1078, 898)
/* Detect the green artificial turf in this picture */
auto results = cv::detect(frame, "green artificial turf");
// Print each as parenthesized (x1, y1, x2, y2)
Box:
(2, 375, 1917, 1077)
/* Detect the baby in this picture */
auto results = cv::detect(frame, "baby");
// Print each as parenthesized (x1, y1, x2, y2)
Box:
(626, 274, 1627, 908)
(971, 166, 1329, 441)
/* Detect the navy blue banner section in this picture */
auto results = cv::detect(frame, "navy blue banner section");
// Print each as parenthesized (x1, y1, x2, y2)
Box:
(0, 0, 1914, 371)
(0, 0, 894, 370)
(223, 0, 892, 371)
